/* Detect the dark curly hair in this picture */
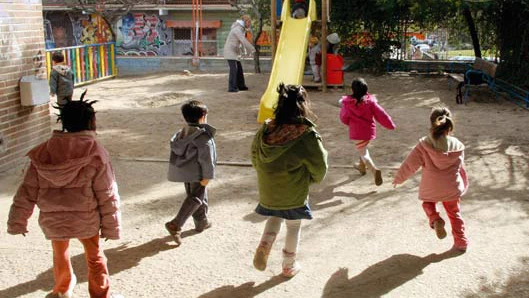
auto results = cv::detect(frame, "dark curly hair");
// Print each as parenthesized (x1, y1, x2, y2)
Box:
(55, 90, 97, 132)
(274, 83, 315, 125)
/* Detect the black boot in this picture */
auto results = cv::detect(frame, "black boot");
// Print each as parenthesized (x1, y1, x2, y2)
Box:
(166, 197, 201, 245)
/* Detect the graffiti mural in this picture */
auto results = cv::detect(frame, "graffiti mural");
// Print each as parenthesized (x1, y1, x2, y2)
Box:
(115, 12, 171, 56)
(44, 12, 113, 49)
(78, 14, 113, 45)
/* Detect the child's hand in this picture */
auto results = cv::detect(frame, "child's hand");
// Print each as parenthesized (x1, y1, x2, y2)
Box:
(200, 179, 209, 186)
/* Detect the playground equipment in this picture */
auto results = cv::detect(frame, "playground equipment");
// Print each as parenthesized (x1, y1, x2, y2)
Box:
(257, 0, 317, 123)
(191, 0, 203, 66)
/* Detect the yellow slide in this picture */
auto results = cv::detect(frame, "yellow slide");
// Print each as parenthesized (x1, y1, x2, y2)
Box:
(257, 0, 317, 123)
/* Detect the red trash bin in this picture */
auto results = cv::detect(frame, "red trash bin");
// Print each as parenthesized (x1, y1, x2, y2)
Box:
(326, 54, 344, 85)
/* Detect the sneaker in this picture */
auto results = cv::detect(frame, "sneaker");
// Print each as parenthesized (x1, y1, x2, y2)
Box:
(110, 293, 124, 298)
(374, 169, 383, 186)
(282, 261, 301, 278)
(253, 245, 270, 271)
(165, 222, 182, 246)
(433, 219, 447, 239)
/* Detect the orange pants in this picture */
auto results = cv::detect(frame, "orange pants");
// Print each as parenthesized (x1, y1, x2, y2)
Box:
(52, 234, 110, 298)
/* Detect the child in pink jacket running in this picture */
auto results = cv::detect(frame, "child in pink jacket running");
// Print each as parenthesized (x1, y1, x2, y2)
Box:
(7, 91, 122, 298)
(393, 106, 469, 252)
(339, 78, 396, 186)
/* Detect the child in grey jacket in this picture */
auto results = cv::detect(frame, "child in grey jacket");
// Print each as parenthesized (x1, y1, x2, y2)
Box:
(49, 51, 74, 105)
(166, 100, 217, 246)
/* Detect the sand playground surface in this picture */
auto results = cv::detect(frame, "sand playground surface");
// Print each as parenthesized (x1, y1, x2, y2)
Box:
(1, 71, 528, 298)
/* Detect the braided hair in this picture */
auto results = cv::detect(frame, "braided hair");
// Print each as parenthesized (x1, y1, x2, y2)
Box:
(55, 89, 97, 132)
(430, 106, 454, 140)
(274, 83, 315, 125)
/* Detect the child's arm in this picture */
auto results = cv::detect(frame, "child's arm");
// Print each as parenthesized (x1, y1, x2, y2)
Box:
(49, 70, 58, 96)
(372, 102, 396, 130)
(393, 144, 424, 186)
(339, 99, 351, 125)
(303, 131, 328, 184)
(7, 164, 39, 236)
(93, 162, 121, 240)
(197, 138, 216, 182)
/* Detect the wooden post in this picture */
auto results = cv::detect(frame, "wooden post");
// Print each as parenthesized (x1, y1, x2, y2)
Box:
(271, 0, 277, 61)
(321, 0, 328, 92)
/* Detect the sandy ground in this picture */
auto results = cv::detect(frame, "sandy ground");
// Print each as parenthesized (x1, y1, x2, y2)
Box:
(1, 70, 528, 298)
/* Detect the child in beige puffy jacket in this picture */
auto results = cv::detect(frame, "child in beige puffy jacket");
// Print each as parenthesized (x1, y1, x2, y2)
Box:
(7, 91, 122, 298)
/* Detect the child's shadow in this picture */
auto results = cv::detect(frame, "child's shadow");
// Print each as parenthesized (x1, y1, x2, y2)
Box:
(0, 237, 177, 297)
(322, 250, 464, 298)
(242, 175, 373, 223)
(310, 175, 376, 211)
(198, 275, 289, 298)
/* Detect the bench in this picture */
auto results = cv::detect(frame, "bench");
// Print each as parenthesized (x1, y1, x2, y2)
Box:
(457, 57, 498, 104)
(492, 78, 529, 109)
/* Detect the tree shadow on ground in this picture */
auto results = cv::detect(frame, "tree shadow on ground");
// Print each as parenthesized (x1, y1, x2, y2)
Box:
(0, 237, 177, 297)
(197, 275, 289, 298)
(322, 250, 464, 298)
(463, 257, 529, 298)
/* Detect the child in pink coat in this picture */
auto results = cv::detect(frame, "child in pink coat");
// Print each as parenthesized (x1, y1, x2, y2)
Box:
(393, 107, 469, 252)
(339, 78, 396, 186)
(7, 91, 122, 298)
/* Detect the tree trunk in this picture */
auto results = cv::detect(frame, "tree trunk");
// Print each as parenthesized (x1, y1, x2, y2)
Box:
(253, 17, 263, 73)
(462, 4, 481, 58)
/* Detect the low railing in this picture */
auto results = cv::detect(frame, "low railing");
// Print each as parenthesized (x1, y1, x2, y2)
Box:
(46, 42, 117, 86)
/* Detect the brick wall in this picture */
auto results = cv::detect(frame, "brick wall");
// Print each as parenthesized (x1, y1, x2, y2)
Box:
(0, 1, 51, 173)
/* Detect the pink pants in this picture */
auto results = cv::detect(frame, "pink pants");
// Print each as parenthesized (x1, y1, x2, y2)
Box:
(51, 234, 110, 298)
(422, 200, 468, 248)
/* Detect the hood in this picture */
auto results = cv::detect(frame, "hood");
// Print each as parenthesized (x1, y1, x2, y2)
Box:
(27, 130, 109, 187)
(255, 118, 314, 164)
(53, 64, 72, 77)
(170, 123, 216, 162)
(419, 135, 465, 170)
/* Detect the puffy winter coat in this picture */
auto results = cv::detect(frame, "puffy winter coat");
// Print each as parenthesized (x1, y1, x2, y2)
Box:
(7, 130, 121, 241)
(223, 21, 255, 61)
(393, 135, 469, 202)
(49, 64, 74, 99)
(339, 94, 396, 140)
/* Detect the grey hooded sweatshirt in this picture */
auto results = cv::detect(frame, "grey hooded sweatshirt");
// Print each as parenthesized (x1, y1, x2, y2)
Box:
(49, 64, 74, 101)
(167, 123, 217, 182)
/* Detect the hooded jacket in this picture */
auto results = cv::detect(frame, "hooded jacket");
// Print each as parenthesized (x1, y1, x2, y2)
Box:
(167, 123, 217, 182)
(7, 130, 121, 240)
(339, 94, 396, 140)
(251, 118, 328, 210)
(49, 64, 74, 99)
(223, 20, 256, 61)
(393, 135, 469, 202)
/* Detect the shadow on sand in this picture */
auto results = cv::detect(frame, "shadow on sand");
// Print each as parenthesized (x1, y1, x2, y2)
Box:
(198, 275, 290, 298)
(322, 250, 464, 298)
(0, 237, 177, 297)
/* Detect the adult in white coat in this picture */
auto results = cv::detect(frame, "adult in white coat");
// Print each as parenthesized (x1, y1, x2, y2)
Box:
(223, 15, 256, 92)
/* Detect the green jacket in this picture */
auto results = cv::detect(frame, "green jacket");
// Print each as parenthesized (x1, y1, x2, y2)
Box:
(251, 118, 328, 210)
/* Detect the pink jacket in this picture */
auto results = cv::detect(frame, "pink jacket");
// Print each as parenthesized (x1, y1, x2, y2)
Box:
(7, 130, 121, 241)
(393, 135, 469, 202)
(339, 94, 396, 140)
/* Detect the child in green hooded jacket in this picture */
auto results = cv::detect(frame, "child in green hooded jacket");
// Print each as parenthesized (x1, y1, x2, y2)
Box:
(251, 83, 328, 277)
